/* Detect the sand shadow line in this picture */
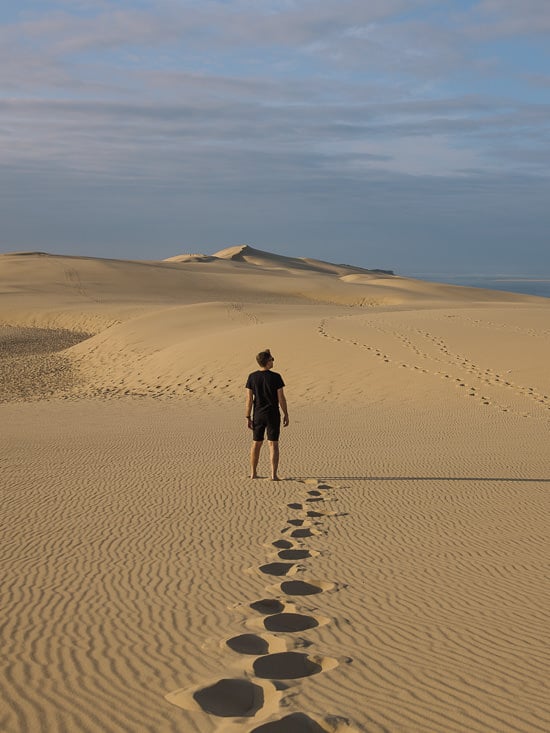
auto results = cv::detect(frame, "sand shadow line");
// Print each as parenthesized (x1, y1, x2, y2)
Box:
(289, 476, 550, 483)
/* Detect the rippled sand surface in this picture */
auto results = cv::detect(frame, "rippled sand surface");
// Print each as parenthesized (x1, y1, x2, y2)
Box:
(0, 326, 90, 402)
(2, 247, 550, 732)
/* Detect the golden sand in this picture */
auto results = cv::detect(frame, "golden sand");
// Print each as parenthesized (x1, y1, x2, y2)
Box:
(2, 246, 550, 732)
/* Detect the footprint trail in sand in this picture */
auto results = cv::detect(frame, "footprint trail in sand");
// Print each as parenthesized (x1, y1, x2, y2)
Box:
(319, 313, 550, 422)
(165, 479, 357, 732)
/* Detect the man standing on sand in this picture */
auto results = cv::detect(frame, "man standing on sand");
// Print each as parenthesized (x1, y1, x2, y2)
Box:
(245, 349, 289, 480)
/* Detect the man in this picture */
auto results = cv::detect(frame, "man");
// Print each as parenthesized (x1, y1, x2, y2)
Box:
(245, 348, 289, 480)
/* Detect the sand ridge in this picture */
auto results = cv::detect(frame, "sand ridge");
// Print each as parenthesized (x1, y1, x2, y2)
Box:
(1, 246, 545, 403)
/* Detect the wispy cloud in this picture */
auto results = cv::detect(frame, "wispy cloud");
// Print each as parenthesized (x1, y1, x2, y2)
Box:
(1, 1, 549, 270)
(467, 0, 550, 38)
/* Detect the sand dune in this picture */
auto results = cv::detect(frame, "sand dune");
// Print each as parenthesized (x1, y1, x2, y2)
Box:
(2, 246, 550, 732)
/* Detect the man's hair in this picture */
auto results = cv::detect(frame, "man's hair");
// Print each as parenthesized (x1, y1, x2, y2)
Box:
(256, 349, 272, 367)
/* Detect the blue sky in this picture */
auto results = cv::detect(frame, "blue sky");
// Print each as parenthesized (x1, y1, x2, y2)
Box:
(1, 0, 550, 274)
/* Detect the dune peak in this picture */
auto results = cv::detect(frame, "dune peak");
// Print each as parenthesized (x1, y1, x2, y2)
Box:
(213, 244, 255, 261)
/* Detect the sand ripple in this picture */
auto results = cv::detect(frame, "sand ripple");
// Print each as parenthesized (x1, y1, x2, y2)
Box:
(0, 326, 90, 402)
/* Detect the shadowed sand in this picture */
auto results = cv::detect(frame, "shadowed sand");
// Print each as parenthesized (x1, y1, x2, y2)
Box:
(253, 651, 336, 679)
(225, 633, 287, 656)
(250, 712, 357, 732)
(0, 325, 90, 402)
(3, 246, 550, 732)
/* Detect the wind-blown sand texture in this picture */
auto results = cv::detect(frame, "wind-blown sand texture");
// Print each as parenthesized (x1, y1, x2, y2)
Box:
(2, 246, 550, 732)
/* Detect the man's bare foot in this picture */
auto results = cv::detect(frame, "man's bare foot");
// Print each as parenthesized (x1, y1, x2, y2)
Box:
(271, 475, 280, 481)
(250, 474, 258, 479)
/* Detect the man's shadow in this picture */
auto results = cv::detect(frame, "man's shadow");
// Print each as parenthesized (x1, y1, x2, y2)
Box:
(288, 476, 550, 483)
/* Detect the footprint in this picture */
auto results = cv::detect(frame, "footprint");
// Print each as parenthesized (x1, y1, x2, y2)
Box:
(253, 652, 338, 679)
(259, 562, 298, 577)
(263, 613, 320, 632)
(166, 677, 280, 718)
(288, 503, 303, 510)
(278, 549, 318, 560)
(249, 712, 334, 732)
(225, 633, 286, 655)
(291, 527, 320, 538)
(193, 678, 264, 716)
(278, 579, 335, 596)
(250, 713, 358, 733)
(250, 599, 285, 615)
(272, 539, 294, 549)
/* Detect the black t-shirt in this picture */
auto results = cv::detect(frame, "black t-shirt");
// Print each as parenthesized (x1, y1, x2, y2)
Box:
(246, 370, 285, 415)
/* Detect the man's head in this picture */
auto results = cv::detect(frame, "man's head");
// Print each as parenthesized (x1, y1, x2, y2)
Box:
(256, 349, 274, 368)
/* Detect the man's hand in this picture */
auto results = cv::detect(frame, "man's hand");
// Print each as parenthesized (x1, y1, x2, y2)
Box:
(283, 415, 289, 427)
(247, 417, 253, 430)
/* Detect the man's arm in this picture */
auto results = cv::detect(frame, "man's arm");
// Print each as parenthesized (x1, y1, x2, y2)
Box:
(245, 388, 254, 429)
(278, 387, 289, 426)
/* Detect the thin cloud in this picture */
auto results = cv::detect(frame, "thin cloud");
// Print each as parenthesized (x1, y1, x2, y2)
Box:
(469, 0, 550, 38)
(1, 1, 550, 269)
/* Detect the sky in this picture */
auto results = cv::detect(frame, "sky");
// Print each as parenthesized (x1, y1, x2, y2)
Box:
(1, 0, 550, 275)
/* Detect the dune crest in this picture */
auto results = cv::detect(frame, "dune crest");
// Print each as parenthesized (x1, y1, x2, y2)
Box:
(212, 243, 387, 277)
(0, 246, 546, 403)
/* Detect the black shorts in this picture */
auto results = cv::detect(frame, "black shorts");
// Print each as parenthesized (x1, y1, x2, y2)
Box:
(252, 411, 281, 442)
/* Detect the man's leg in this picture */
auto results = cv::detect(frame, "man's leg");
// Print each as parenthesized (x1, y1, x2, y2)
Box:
(250, 441, 263, 479)
(269, 441, 279, 480)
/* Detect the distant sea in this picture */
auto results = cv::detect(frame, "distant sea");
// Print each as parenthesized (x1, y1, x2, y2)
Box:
(405, 275, 550, 299)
